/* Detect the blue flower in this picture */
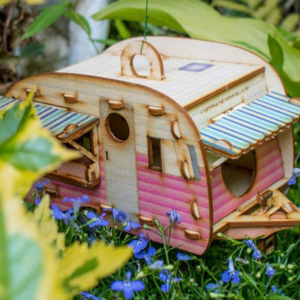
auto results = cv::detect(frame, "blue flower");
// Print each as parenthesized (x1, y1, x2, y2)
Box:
(266, 263, 275, 277)
(243, 239, 261, 260)
(252, 247, 262, 260)
(128, 233, 148, 254)
(111, 271, 145, 299)
(63, 195, 90, 214)
(148, 260, 164, 270)
(86, 211, 109, 228)
(177, 252, 194, 261)
(271, 285, 285, 296)
(79, 291, 100, 300)
(120, 214, 141, 231)
(243, 239, 255, 249)
(222, 258, 240, 284)
(34, 179, 50, 194)
(35, 197, 41, 206)
(51, 204, 74, 225)
(103, 207, 126, 221)
(287, 168, 300, 185)
(159, 270, 181, 293)
(206, 282, 222, 293)
(166, 208, 181, 224)
(134, 247, 156, 265)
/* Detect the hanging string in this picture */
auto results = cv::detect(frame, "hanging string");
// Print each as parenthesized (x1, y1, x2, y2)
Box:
(140, 0, 149, 54)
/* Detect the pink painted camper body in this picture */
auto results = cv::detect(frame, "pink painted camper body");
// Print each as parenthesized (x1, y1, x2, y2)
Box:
(5, 37, 300, 255)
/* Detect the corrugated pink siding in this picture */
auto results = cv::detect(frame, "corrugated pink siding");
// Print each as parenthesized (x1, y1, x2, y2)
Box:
(51, 148, 211, 255)
(211, 139, 284, 223)
(136, 153, 211, 254)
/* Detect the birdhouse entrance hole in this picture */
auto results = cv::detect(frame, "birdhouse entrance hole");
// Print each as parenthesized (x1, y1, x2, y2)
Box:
(221, 150, 256, 197)
(106, 113, 130, 141)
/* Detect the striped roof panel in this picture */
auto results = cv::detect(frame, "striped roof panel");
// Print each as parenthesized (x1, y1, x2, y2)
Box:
(200, 92, 300, 158)
(0, 96, 98, 141)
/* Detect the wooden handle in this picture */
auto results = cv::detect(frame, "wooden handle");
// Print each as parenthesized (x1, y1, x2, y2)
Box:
(121, 41, 165, 80)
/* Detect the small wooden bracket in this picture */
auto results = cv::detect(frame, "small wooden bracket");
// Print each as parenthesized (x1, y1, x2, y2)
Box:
(148, 106, 164, 116)
(121, 40, 165, 80)
(171, 120, 181, 139)
(289, 97, 300, 106)
(25, 88, 40, 98)
(108, 100, 124, 110)
(190, 200, 201, 219)
(181, 160, 194, 180)
(44, 187, 58, 197)
(100, 204, 113, 211)
(184, 229, 201, 240)
(139, 215, 155, 226)
(63, 93, 78, 103)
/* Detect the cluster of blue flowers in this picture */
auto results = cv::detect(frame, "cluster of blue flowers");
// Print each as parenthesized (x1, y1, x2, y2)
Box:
(48, 195, 187, 300)
(206, 239, 277, 296)
(110, 207, 185, 299)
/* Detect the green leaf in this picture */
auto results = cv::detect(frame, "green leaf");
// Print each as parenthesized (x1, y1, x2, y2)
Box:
(114, 19, 131, 39)
(266, 294, 292, 300)
(280, 70, 300, 96)
(0, 96, 79, 197)
(0, 199, 43, 300)
(212, 0, 254, 16)
(93, 0, 300, 97)
(268, 34, 284, 72)
(64, 9, 91, 36)
(92, 38, 118, 46)
(0, 137, 60, 172)
(242, 272, 257, 288)
(22, 4, 67, 39)
(232, 40, 270, 61)
(0, 98, 34, 146)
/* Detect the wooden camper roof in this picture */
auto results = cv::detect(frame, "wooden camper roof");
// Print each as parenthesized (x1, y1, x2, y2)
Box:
(200, 92, 300, 158)
(58, 47, 264, 109)
(0, 96, 99, 142)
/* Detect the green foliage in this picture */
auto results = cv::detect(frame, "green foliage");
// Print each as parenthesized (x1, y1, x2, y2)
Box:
(23, 4, 67, 39)
(0, 97, 132, 300)
(93, 0, 300, 97)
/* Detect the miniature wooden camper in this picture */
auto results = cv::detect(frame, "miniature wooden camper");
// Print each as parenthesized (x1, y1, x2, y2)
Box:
(3, 36, 300, 255)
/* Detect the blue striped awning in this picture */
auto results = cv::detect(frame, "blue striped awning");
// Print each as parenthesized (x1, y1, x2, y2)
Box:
(0, 96, 99, 142)
(200, 92, 300, 158)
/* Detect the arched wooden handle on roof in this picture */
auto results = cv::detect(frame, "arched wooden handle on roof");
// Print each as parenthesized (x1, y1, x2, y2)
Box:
(121, 41, 165, 80)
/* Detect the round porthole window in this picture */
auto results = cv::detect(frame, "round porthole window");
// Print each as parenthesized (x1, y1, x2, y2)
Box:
(106, 113, 130, 141)
(221, 150, 256, 197)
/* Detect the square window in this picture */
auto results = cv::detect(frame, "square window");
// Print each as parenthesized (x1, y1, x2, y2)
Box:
(147, 137, 162, 171)
(179, 63, 213, 72)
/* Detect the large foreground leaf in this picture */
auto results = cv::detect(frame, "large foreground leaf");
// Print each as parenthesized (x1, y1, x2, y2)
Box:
(0, 96, 132, 300)
(0, 194, 132, 300)
(0, 96, 78, 197)
(93, 0, 300, 96)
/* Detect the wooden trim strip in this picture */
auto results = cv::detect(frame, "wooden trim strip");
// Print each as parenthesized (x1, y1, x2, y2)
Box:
(46, 172, 100, 189)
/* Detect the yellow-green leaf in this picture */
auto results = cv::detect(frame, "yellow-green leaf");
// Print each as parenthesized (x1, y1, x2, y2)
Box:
(57, 242, 132, 297)
(0, 95, 79, 197)
(33, 195, 65, 254)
